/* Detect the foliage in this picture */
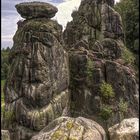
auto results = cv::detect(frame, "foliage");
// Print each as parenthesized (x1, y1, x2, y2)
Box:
(1, 48, 10, 80)
(118, 98, 128, 112)
(100, 105, 113, 121)
(115, 0, 139, 54)
(100, 82, 115, 99)
(118, 98, 128, 121)
(1, 80, 5, 105)
(122, 47, 135, 65)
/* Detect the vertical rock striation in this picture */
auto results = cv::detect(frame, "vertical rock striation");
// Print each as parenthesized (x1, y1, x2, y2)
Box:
(3, 2, 69, 140)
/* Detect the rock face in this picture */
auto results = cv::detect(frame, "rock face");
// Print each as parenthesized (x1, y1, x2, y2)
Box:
(3, 2, 69, 140)
(108, 118, 139, 140)
(31, 116, 106, 140)
(16, 2, 58, 19)
(1, 130, 10, 140)
(64, 0, 139, 128)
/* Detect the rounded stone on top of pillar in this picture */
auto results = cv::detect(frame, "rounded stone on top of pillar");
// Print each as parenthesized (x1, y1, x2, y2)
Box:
(15, 2, 58, 19)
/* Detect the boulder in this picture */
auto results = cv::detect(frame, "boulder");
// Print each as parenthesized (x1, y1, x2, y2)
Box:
(1, 130, 10, 140)
(108, 118, 139, 140)
(15, 2, 58, 19)
(31, 117, 106, 140)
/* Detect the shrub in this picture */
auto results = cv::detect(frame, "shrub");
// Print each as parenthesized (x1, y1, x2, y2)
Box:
(118, 98, 128, 121)
(100, 105, 113, 121)
(118, 98, 128, 112)
(100, 82, 115, 99)
(122, 47, 135, 65)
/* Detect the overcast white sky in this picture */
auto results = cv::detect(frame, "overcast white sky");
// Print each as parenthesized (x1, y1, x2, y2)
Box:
(1, 0, 120, 48)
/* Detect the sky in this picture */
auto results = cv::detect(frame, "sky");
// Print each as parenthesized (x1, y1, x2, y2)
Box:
(1, 0, 120, 49)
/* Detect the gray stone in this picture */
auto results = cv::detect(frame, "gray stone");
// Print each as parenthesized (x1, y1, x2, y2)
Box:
(108, 118, 139, 140)
(31, 117, 107, 140)
(1, 130, 10, 140)
(15, 2, 58, 19)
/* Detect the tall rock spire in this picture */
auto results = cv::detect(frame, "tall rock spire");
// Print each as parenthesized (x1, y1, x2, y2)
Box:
(3, 2, 69, 140)
(64, 0, 139, 129)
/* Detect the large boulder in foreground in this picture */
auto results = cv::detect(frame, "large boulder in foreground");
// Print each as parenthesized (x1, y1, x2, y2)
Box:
(1, 130, 10, 140)
(31, 117, 106, 140)
(108, 118, 139, 140)
(15, 2, 58, 19)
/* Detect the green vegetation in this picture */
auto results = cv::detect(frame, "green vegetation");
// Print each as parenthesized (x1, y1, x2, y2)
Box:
(115, 0, 139, 54)
(100, 82, 115, 99)
(118, 98, 128, 121)
(1, 80, 5, 105)
(122, 47, 135, 65)
(1, 80, 5, 120)
(100, 105, 113, 121)
(1, 47, 10, 80)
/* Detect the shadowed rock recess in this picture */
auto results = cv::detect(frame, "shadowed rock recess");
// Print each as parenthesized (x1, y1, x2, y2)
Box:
(2, 0, 139, 140)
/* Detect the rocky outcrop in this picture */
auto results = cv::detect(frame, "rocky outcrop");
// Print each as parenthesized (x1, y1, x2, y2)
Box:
(3, 2, 69, 140)
(1, 130, 10, 140)
(2, 0, 139, 140)
(64, 0, 139, 128)
(63, 0, 123, 51)
(31, 116, 106, 140)
(15, 2, 58, 19)
(108, 118, 139, 140)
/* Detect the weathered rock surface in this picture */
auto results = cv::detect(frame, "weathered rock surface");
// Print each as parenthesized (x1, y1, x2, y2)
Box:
(1, 130, 10, 140)
(108, 118, 139, 140)
(64, 0, 139, 128)
(31, 116, 106, 140)
(2, 0, 139, 140)
(15, 2, 58, 19)
(3, 2, 69, 140)
(63, 0, 122, 51)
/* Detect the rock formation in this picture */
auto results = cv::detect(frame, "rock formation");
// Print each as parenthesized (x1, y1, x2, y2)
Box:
(31, 117, 106, 140)
(64, 0, 139, 128)
(108, 118, 139, 140)
(15, 2, 58, 19)
(2, 0, 139, 140)
(1, 130, 10, 140)
(3, 2, 69, 140)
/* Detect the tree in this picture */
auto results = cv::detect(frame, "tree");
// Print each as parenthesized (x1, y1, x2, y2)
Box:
(115, 0, 139, 54)
(1, 48, 10, 80)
